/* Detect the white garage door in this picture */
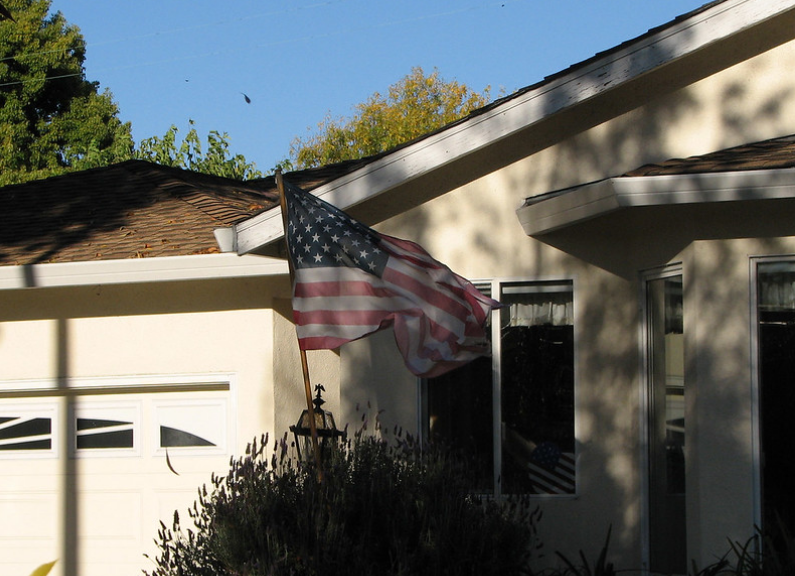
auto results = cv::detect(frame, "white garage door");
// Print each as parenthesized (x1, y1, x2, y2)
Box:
(0, 375, 235, 576)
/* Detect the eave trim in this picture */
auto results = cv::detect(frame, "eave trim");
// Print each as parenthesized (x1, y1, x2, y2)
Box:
(516, 168, 795, 235)
(0, 253, 288, 291)
(234, 0, 795, 254)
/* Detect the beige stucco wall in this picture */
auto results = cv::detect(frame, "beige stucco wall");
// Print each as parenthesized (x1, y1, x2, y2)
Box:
(336, 36, 795, 570)
(0, 273, 290, 576)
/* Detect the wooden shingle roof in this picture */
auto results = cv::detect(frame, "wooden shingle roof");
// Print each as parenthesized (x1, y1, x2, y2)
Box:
(624, 134, 795, 177)
(0, 159, 369, 267)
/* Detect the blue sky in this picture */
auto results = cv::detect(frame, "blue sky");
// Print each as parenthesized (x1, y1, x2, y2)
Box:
(48, 0, 707, 174)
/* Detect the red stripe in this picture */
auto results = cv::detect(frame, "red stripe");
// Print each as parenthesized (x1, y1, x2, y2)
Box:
(299, 335, 351, 350)
(382, 266, 474, 323)
(295, 279, 394, 299)
(294, 308, 394, 327)
(380, 235, 446, 271)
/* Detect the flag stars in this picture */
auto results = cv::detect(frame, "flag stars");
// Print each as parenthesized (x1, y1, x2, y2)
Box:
(322, 243, 331, 253)
(313, 253, 323, 263)
(312, 233, 320, 243)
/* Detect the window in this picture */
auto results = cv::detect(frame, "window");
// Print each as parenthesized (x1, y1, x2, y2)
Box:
(154, 400, 227, 452)
(74, 404, 138, 452)
(0, 375, 232, 459)
(0, 404, 57, 454)
(425, 280, 575, 496)
(756, 260, 795, 543)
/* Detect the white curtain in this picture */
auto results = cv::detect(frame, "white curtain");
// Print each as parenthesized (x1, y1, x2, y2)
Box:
(759, 273, 795, 311)
(508, 299, 573, 327)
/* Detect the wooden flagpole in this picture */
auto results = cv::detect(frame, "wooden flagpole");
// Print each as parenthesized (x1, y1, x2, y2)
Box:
(276, 170, 324, 477)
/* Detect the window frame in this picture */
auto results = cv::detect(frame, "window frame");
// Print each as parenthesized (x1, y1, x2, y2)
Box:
(0, 401, 59, 459)
(421, 276, 578, 498)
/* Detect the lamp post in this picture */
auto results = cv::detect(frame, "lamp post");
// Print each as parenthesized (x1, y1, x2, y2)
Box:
(290, 384, 344, 461)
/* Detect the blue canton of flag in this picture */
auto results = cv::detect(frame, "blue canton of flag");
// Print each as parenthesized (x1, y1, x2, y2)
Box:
(285, 184, 388, 276)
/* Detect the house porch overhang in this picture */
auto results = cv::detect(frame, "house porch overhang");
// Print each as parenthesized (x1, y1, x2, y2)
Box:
(517, 168, 795, 237)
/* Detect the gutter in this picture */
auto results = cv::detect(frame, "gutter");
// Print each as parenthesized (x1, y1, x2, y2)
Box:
(0, 253, 288, 291)
(516, 168, 795, 235)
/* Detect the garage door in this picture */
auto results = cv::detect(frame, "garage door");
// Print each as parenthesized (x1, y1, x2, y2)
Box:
(0, 375, 235, 576)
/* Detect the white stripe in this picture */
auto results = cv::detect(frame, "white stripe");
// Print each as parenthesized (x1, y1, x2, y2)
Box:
(295, 266, 472, 337)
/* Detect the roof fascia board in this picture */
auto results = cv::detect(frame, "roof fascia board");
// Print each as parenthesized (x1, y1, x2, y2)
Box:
(0, 253, 287, 291)
(235, 0, 795, 253)
(517, 167, 795, 235)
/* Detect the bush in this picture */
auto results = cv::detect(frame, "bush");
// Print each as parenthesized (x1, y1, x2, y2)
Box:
(145, 429, 541, 576)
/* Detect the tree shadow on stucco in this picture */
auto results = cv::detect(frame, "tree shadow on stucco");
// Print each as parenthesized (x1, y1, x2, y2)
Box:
(339, 19, 795, 570)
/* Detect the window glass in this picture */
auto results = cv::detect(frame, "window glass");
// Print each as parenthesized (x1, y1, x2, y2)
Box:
(155, 401, 226, 450)
(76, 418, 134, 449)
(500, 281, 575, 495)
(426, 280, 575, 496)
(757, 262, 795, 544)
(73, 404, 138, 452)
(0, 416, 52, 451)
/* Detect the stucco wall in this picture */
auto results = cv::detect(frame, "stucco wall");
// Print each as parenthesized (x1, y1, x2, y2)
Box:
(0, 274, 288, 576)
(335, 36, 795, 570)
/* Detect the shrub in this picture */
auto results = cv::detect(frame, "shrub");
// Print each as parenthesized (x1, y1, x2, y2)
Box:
(145, 429, 541, 576)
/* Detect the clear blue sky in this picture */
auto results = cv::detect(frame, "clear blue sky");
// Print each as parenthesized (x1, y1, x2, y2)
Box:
(48, 0, 707, 174)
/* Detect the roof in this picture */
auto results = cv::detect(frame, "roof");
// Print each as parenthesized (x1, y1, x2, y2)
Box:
(0, 159, 365, 267)
(624, 134, 795, 176)
(517, 134, 795, 236)
(0, 160, 275, 266)
(236, 0, 795, 253)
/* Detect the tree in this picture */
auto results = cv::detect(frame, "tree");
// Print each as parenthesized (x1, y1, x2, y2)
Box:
(0, 0, 134, 185)
(135, 120, 262, 180)
(289, 67, 494, 170)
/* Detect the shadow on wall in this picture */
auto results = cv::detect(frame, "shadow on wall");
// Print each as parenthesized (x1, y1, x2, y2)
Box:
(332, 23, 795, 568)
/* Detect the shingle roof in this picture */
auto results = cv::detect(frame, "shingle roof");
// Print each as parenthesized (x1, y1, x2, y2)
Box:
(623, 134, 795, 177)
(0, 159, 369, 267)
(0, 160, 276, 266)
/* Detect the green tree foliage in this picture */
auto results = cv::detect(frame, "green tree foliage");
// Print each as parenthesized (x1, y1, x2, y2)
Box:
(0, 0, 134, 185)
(135, 120, 262, 180)
(289, 66, 493, 169)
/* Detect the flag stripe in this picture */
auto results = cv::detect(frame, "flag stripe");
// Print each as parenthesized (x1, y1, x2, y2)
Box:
(528, 453, 576, 495)
(283, 181, 501, 377)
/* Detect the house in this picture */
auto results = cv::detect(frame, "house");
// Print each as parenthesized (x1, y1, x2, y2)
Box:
(0, 160, 355, 576)
(4, 0, 795, 573)
(235, 0, 795, 573)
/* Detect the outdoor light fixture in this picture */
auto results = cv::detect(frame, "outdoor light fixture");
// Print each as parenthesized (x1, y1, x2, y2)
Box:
(290, 384, 344, 461)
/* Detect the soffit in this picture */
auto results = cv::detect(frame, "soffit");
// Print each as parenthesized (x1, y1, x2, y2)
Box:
(517, 134, 795, 236)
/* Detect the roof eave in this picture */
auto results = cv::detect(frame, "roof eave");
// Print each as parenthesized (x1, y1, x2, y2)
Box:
(516, 167, 795, 235)
(234, 0, 795, 254)
(0, 253, 288, 291)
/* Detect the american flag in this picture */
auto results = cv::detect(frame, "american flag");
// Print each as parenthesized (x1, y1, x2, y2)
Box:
(528, 444, 576, 495)
(283, 181, 501, 378)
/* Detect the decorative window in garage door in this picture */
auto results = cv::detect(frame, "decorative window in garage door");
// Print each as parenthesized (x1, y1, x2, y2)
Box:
(154, 400, 227, 452)
(0, 376, 232, 458)
(74, 404, 139, 453)
(0, 403, 57, 455)
(0, 409, 55, 452)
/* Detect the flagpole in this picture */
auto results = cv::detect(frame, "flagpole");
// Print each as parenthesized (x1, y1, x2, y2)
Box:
(276, 170, 324, 476)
